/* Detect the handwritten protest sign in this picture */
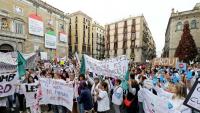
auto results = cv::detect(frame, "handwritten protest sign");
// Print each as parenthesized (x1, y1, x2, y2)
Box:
(39, 78, 74, 111)
(138, 88, 174, 113)
(21, 83, 38, 107)
(84, 55, 129, 78)
(184, 80, 200, 112)
(152, 58, 178, 67)
(0, 72, 18, 97)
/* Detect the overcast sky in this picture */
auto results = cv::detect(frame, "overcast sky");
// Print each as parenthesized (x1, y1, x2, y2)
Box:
(43, 0, 199, 56)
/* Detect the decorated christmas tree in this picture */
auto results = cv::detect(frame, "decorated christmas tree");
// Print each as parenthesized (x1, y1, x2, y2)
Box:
(175, 21, 198, 63)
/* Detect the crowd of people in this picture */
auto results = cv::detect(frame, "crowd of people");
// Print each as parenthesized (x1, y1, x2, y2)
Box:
(0, 57, 200, 113)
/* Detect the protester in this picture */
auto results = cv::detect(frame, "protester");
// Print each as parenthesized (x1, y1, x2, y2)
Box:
(126, 79, 139, 113)
(111, 79, 123, 113)
(172, 83, 192, 113)
(96, 81, 110, 113)
(79, 81, 93, 113)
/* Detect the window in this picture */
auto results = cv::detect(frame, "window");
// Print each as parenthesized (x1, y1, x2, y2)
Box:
(191, 20, 197, 29)
(176, 22, 182, 31)
(75, 16, 78, 22)
(123, 49, 126, 54)
(59, 24, 64, 30)
(1, 18, 9, 30)
(83, 18, 85, 23)
(14, 20, 23, 34)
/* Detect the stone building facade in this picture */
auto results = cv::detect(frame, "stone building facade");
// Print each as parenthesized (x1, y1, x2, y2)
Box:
(92, 22, 105, 59)
(162, 3, 200, 58)
(105, 16, 156, 62)
(69, 11, 92, 58)
(0, 0, 69, 58)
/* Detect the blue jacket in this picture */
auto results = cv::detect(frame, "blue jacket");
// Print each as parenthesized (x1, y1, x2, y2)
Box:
(79, 88, 93, 110)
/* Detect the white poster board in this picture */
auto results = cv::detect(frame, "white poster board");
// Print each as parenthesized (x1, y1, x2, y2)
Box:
(45, 33, 57, 49)
(28, 17, 44, 36)
(0, 72, 18, 97)
(39, 78, 74, 111)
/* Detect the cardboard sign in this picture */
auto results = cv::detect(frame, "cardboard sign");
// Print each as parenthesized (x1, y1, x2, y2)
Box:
(39, 78, 74, 111)
(0, 72, 18, 97)
(184, 79, 200, 112)
(152, 58, 178, 67)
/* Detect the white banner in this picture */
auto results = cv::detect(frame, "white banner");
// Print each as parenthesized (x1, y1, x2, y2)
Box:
(28, 17, 44, 36)
(139, 88, 174, 113)
(39, 78, 74, 111)
(21, 83, 38, 107)
(45, 33, 57, 49)
(0, 72, 18, 97)
(84, 55, 129, 78)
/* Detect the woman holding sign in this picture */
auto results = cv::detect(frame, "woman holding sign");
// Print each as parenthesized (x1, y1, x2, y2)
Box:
(95, 81, 110, 113)
(172, 83, 192, 113)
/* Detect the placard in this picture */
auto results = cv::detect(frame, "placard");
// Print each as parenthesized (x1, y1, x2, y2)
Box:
(21, 83, 38, 107)
(183, 80, 200, 112)
(28, 14, 44, 36)
(0, 72, 18, 97)
(39, 78, 74, 111)
(40, 52, 48, 60)
(152, 58, 178, 67)
(45, 33, 57, 49)
(176, 62, 187, 71)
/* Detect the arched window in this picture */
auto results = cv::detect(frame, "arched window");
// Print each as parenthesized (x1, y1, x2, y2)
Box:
(191, 20, 197, 29)
(176, 22, 182, 31)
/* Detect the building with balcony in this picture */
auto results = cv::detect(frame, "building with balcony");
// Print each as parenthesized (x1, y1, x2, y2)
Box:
(105, 15, 156, 62)
(162, 3, 200, 58)
(0, 0, 69, 58)
(69, 11, 92, 58)
(92, 22, 105, 59)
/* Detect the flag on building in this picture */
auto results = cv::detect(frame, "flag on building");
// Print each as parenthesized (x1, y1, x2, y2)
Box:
(17, 51, 26, 78)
